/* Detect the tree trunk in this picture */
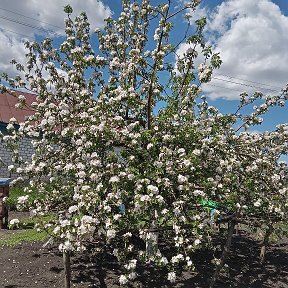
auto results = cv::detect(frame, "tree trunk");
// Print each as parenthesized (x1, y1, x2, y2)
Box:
(146, 220, 158, 258)
(260, 223, 273, 264)
(235, 223, 240, 236)
(209, 219, 236, 288)
(63, 251, 71, 288)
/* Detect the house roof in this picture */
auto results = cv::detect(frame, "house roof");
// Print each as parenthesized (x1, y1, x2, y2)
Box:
(0, 91, 36, 124)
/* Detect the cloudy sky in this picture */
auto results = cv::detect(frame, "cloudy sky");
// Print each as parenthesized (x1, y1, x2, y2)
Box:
(0, 0, 287, 131)
(184, 0, 288, 101)
(0, 0, 111, 73)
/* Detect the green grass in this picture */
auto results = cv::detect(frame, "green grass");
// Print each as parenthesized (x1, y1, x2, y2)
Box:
(0, 229, 49, 247)
(0, 214, 52, 247)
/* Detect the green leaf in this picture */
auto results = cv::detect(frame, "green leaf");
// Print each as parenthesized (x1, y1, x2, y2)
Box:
(64, 4, 73, 14)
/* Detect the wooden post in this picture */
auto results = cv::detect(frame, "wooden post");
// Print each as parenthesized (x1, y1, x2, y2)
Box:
(209, 219, 236, 288)
(0, 183, 10, 229)
(63, 251, 71, 288)
(0, 193, 3, 229)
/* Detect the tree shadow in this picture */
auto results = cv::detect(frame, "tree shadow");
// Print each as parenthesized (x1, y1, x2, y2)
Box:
(179, 234, 288, 288)
(69, 233, 288, 287)
(72, 247, 120, 287)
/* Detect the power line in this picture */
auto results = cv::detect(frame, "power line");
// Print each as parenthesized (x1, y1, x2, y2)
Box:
(0, 8, 284, 96)
(0, 27, 33, 40)
(206, 83, 244, 93)
(0, 14, 61, 36)
(212, 76, 280, 93)
(214, 73, 283, 89)
(0, 7, 64, 31)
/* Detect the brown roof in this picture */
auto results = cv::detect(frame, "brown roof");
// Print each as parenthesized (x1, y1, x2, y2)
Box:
(0, 91, 36, 124)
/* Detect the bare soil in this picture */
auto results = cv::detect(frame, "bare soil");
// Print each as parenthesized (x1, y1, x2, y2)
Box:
(1, 215, 288, 287)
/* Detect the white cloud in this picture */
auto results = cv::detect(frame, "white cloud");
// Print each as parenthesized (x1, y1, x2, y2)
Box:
(178, 0, 288, 100)
(0, 0, 111, 37)
(0, 33, 28, 74)
(0, 0, 111, 76)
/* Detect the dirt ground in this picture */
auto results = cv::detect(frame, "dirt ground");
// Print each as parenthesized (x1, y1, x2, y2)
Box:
(1, 215, 288, 287)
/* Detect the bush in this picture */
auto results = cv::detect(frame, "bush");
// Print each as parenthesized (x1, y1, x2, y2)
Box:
(6, 185, 38, 211)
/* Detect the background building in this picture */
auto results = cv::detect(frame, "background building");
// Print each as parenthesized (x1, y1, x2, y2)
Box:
(0, 91, 36, 177)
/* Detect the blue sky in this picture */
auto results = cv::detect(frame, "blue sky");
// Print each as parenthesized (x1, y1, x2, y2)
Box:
(0, 0, 287, 134)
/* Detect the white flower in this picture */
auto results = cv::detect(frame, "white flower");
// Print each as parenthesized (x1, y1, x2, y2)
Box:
(192, 190, 204, 196)
(16, 167, 23, 173)
(154, 29, 160, 41)
(177, 148, 185, 154)
(124, 259, 137, 270)
(275, 207, 281, 213)
(147, 184, 159, 194)
(161, 4, 169, 12)
(167, 271, 176, 283)
(147, 143, 153, 150)
(9, 117, 17, 123)
(161, 209, 168, 215)
(75, 139, 83, 146)
(163, 134, 171, 141)
(77, 171, 86, 178)
(68, 205, 78, 214)
(194, 239, 201, 246)
(71, 47, 82, 54)
(9, 218, 20, 225)
(114, 214, 122, 220)
(127, 174, 135, 180)
(183, 159, 191, 167)
(59, 241, 73, 252)
(81, 215, 94, 224)
(6, 123, 14, 130)
(187, 260, 193, 267)
(177, 174, 188, 184)
(53, 226, 61, 234)
(171, 254, 184, 263)
(8, 165, 15, 171)
(60, 219, 70, 227)
(128, 272, 137, 280)
(110, 176, 120, 183)
(198, 63, 206, 72)
(156, 195, 164, 203)
(140, 195, 150, 202)
(254, 199, 262, 207)
(107, 229, 116, 239)
(17, 195, 29, 205)
(123, 232, 132, 238)
(160, 257, 168, 265)
(119, 275, 129, 285)
(192, 149, 201, 156)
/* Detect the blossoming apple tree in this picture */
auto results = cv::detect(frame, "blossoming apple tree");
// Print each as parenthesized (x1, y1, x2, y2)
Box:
(1, 0, 287, 286)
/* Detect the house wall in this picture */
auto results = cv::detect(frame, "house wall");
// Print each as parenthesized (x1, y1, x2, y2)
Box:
(0, 123, 34, 178)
